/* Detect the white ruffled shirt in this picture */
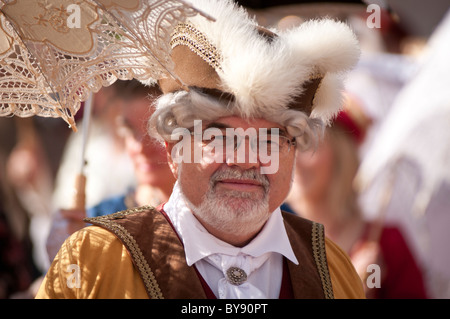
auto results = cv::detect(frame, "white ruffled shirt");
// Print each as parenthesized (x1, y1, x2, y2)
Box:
(163, 182, 298, 299)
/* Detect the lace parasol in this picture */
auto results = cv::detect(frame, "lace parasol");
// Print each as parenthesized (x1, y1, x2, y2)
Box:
(0, 0, 211, 131)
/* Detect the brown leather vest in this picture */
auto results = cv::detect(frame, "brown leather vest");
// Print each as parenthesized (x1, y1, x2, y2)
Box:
(84, 205, 334, 299)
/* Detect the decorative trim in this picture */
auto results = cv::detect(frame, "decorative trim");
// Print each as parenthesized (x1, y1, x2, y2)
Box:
(170, 23, 222, 71)
(311, 222, 334, 299)
(84, 206, 164, 299)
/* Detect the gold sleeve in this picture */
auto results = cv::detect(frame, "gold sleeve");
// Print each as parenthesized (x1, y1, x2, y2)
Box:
(325, 237, 366, 299)
(35, 226, 148, 299)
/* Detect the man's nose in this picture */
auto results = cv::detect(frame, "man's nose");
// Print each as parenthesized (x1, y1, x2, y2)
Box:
(225, 137, 260, 170)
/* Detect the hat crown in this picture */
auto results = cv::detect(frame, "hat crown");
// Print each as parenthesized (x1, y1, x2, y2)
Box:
(158, 0, 360, 124)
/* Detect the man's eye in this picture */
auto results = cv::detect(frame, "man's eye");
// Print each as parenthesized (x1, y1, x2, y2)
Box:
(212, 134, 225, 141)
(260, 138, 276, 145)
(213, 135, 226, 140)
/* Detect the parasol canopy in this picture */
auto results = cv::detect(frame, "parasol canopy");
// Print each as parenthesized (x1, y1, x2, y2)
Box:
(0, 0, 211, 131)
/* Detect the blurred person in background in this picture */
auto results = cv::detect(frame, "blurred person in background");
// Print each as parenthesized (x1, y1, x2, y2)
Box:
(51, 81, 138, 215)
(355, 7, 450, 298)
(284, 93, 428, 298)
(88, 83, 175, 217)
(46, 80, 175, 262)
(0, 175, 34, 299)
(0, 118, 51, 298)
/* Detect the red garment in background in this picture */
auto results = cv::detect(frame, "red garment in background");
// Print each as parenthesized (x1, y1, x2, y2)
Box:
(353, 223, 428, 299)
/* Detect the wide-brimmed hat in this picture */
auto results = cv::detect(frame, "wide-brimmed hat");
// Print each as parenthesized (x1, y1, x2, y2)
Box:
(149, 0, 360, 126)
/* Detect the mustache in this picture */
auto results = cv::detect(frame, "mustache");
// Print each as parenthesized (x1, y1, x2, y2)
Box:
(210, 167, 270, 191)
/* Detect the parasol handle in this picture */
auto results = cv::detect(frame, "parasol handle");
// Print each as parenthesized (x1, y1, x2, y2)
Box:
(72, 173, 87, 211)
(71, 92, 93, 213)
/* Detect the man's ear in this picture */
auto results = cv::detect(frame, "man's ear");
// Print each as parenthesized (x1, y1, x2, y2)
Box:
(165, 141, 179, 179)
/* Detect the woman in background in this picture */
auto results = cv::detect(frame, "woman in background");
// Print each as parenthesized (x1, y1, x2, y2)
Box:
(46, 81, 175, 263)
(284, 94, 428, 299)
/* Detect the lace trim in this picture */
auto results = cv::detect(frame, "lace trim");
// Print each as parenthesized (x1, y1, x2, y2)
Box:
(170, 23, 222, 71)
(0, 0, 205, 130)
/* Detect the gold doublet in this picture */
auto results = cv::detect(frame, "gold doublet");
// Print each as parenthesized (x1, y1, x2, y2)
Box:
(84, 206, 335, 299)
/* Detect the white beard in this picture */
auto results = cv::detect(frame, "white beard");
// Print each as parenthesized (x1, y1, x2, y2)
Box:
(183, 166, 271, 237)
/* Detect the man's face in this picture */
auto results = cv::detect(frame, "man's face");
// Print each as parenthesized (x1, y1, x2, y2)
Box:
(166, 115, 296, 235)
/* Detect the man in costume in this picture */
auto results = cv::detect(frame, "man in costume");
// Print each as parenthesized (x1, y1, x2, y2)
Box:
(37, 0, 364, 299)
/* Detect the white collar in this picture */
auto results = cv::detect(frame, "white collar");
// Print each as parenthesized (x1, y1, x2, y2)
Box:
(163, 181, 299, 266)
